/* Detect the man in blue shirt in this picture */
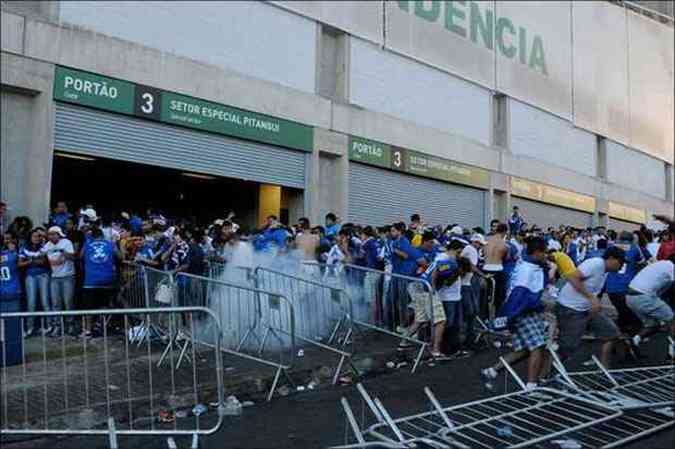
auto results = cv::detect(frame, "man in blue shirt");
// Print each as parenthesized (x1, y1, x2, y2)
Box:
(50, 201, 72, 230)
(508, 206, 524, 236)
(253, 215, 289, 256)
(606, 232, 645, 354)
(387, 223, 424, 331)
(81, 227, 121, 337)
(1, 232, 23, 365)
(324, 213, 341, 243)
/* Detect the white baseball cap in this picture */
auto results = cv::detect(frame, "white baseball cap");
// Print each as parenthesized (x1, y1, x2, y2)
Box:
(547, 240, 562, 251)
(47, 226, 65, 237)
(450, 226, 463, 235)
(81, 208, 98, 221)
(470, 233, 487, 245)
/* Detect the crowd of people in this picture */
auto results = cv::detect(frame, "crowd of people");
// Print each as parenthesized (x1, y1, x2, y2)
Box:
(1, 200, 674, 383)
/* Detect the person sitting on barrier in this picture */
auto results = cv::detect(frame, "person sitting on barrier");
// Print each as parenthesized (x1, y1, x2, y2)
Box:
(481, 237, 550, 391)
(626, 256, 675, 361)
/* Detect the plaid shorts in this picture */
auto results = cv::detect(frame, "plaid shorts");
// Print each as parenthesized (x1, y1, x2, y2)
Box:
(511, 312, 548, 352)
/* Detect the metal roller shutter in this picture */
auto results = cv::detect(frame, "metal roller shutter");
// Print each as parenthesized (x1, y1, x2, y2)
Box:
(609, 219, 641, 233)
(512, 197, 592, 229)
(348, 163, 486, 228)
(54, 103, 306, 189)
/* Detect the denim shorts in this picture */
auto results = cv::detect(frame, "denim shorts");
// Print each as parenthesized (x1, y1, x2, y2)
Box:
(627, 294, 674, 326)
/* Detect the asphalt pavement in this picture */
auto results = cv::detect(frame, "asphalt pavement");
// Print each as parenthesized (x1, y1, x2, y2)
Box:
(4, 333, 673, 449)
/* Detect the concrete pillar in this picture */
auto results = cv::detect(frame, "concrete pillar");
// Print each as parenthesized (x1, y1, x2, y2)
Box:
(312, 127, 348, 226)
(1, 53, 55, 227)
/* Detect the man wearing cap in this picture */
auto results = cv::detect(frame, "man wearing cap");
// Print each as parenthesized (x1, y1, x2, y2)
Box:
(555, 246, 626, 368)
(41, 226, 77, 336)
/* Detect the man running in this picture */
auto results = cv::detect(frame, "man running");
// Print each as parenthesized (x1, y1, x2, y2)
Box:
(481, 237, 549, 391)
(555, 246, 626, 368)
(626, 256, 675, 360)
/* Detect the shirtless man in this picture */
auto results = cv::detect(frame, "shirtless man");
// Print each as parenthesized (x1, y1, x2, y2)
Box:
(295, 217, 319, 260)
(484, 223, 509, 313)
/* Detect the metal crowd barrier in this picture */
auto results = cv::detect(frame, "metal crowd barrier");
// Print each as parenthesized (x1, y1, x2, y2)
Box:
(333, 383, 623, 449)
(303, 262, 432, 373)
(119, 263, 176, 346)
(0, 307, 225, 449)
(545, 350, 675, 410)
(174, 272, 296, 401)
(252, 266, 353, 385)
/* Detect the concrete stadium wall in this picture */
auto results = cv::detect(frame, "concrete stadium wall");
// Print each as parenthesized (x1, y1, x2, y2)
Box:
(1, 3, 673, 227)
(58, 1, 318, 94)
(509, 99, 597, 178)
(348, 37, 492, 147)
(606, 140, 667, 199)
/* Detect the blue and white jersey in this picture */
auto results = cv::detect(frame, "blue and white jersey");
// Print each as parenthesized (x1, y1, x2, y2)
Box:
(0, 250, 21, 298)
(494, 259, 545, 329)
(83, 238, 115, 288)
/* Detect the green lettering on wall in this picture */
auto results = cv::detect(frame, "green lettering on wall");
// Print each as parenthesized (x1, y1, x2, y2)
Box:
(496, 17, 516, 59)
(518, 27, 527, 65)
(444, 1, 466, 38)
(529, 35, 548, 75)
(414, 0, 440, 22)
(397, 0, 410, 12)
(470, 2, 493, 50)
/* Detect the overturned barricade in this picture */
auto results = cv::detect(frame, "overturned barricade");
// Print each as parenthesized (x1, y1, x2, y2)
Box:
(252, 266, 353, 385)
(0, 307, 225, 449)
(542, 350, 675, 411)
(333, 383, 623, 449)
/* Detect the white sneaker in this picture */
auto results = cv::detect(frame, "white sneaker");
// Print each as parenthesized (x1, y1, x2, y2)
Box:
(43, 326, 54, 336)
(23, 328, 34, 338)
(632, 335, 642, 347)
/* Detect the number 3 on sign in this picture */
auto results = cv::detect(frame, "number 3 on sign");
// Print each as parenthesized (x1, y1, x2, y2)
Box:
(141, 93, 154, 114)
(393, 150, 402, 168)
(133, 85, 162, 120)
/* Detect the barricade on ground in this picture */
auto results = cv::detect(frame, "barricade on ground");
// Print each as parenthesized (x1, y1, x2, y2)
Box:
(302, 262, 431, 373)
(174, 272, 296, 401)
(333, 383, 623, 449)
(0, 307, 225, 449)
(544, 351, 675, 410)
(252, 266, 353, 385)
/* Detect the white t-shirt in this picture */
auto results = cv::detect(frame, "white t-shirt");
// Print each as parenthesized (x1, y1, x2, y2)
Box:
(558, 257, 607, 311)
(646, 242, 660, 261)
(629, 261, 674, 297)
(41, 238, 76, 278)
(460, 245, 479, 286)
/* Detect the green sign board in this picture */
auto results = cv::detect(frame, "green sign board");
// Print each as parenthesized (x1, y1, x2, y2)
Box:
(53, 66, 313, 152)
(348, 136, 490, 189)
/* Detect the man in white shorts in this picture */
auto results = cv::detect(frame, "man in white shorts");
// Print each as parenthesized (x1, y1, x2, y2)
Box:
(627, 256, 675, 359)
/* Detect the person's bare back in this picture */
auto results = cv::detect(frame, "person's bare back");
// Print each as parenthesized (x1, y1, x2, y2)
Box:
(485, 224, 509, 269)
